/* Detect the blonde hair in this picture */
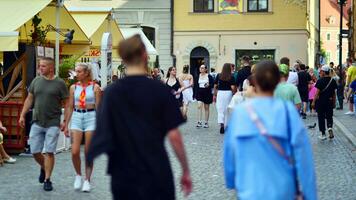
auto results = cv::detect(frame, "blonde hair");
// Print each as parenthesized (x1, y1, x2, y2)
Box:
(76, 63, 93, 81)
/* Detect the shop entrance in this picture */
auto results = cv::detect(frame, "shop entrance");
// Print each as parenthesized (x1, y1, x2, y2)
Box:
(190, 47, 210, 98)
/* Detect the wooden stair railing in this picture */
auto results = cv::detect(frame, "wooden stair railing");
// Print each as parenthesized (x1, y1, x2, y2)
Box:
(0, 53, 27, 102)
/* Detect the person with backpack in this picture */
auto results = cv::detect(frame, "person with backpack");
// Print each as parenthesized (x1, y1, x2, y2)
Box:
(224, 60, 317, 200)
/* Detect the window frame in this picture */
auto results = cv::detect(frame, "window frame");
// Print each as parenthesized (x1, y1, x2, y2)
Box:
(247, 0, 269, 13)
(193, 0, 215, 13)
(326, 33, 331, 41)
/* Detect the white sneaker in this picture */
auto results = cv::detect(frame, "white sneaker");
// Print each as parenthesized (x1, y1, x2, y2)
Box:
(82, 180, 91, 192)
(203, 122, 209, 128)
(73, 175, 82, 190)
(318, 134, 327, 140)
(4, 157, 16, 164)
(344, 111, 354, 115)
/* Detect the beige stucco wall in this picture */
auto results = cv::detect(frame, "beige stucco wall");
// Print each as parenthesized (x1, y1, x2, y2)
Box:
(321, 27, 349, 64)
(174, 30, 309, 73)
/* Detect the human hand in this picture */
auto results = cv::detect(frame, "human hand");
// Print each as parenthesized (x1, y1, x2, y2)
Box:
(0, 126, 7, 133)
(63, 127, 70, 137)
(180, 171, 192, 197)
(18, 116, 25, 129)
(213, 95, 217, 103)
(60, 122, 66, 132)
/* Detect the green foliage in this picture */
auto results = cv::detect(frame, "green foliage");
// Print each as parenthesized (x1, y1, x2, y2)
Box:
(59, 55, 81, 87)
(30, 14, 47, 45)
(320, 40, 327, 58)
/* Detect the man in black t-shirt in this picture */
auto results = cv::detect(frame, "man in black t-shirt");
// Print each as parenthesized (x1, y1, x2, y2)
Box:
(297, 64, 311, 118)
(312, 65, 337, 140)
(236, 56, 252, 91)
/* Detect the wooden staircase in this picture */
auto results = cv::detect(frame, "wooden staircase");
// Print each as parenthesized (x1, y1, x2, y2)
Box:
(0, 53, 27, 152)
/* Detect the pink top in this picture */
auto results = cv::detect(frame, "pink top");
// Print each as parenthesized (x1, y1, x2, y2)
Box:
(309, 83, 317, 100)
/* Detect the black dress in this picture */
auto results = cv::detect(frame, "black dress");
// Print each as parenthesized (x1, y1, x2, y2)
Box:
(87, 75, 184, 200)
(166, 78, 183, 107)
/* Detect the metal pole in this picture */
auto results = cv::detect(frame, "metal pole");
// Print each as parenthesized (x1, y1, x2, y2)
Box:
(55, 0, 60, 76)
(339, 0, 344, 81)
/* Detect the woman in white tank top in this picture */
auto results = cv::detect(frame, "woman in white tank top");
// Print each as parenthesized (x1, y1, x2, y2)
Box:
(179, 65, 194, 119)
(64, 63, 101, 192)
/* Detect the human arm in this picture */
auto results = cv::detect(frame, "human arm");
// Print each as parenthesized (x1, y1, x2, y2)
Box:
(346, 87, 352, 103)
(63, 85, 75, 136)
(94, 83, 102, 110)
(224, 110, 237, 189)
(168, 129, 192, 197)
(289, 106, 317, 200)
(19, 93, 34, 128)
(0, 120, 7, 133)
(311, 89, 320, 109)
(293, 87, 302, 110)
(61, 97, 69, 133)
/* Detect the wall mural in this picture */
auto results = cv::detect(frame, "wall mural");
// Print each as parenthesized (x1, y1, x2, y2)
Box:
(219, 0, 243, 14)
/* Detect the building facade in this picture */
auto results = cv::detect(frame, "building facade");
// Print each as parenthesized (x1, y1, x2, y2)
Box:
(350, 0, 356, 60)
(113, 0, 173, 70)
(65, 0, 173, 71)
(320, 0, 351, 65)
(174, 0, 319, 75)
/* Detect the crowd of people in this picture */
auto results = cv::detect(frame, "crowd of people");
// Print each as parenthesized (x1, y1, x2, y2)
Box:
(2, 33, 356, 200)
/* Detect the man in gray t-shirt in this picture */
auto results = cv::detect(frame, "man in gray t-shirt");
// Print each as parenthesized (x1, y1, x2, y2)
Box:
(19, 57, 69, 191)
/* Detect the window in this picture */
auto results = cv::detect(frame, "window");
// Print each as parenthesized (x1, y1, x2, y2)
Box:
(326, 52, 331, 64)
(235, 49, 275, 68)
(247, 0, 268, 12)
(327, 33, 331, 41)
(194, 0, 214, 13)
(142, 26, 155, 47)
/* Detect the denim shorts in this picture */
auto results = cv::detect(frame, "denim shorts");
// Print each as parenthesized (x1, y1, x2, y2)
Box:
(29, 123, 60, 154)
(70, 110, 96, 132)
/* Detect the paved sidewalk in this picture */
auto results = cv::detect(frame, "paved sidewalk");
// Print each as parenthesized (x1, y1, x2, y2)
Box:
(0, 103, 355, 200)
(333, 106, 356, 147)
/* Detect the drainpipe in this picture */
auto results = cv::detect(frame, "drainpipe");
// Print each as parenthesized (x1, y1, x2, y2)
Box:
(171, 0, 176, 67)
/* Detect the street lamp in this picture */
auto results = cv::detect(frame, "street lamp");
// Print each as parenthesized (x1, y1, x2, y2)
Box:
(338, 0, 347, 81)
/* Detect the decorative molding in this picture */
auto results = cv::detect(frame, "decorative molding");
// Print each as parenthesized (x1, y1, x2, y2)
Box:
(181, 41, 218, 67)
(284, 0, 307, 8)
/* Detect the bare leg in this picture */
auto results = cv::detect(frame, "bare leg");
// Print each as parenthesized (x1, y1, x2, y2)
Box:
(84, 132, 94, 182)
(350, 102, 354, 112)
(182, 103, 188, 119)
(303, 102, 307, 114)
(0, 144, 10, 159)
(71, 130, 83, 176)
(33, 152, 45, 169)
(44, 153, 55, 180)
(204, 104, 210, 123)
(198, 102, 203, 121)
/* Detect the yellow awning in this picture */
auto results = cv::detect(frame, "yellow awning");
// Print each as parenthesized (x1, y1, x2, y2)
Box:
(19, 5, 90, 45)
(0, 0, 52, 32)
(0, 32, 19, 51)
(70, 13, 109, 39)
(61, 44, 90, 56)
(90, 19, 124, 48)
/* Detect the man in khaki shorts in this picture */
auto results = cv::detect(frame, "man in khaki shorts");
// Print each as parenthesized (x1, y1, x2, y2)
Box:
(19, 57, 69, 191)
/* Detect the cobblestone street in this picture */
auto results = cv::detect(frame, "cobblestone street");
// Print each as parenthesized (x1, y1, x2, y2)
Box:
(0, 103, 355, 200)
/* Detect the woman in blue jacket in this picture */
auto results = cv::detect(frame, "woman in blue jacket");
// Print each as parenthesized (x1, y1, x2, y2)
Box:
(224, 60, 317, 200)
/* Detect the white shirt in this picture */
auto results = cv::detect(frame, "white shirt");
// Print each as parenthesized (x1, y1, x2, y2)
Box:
(198, 75, 209, 88)
(287, 71, 299, 86)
